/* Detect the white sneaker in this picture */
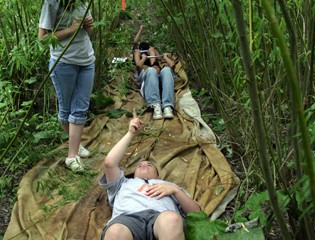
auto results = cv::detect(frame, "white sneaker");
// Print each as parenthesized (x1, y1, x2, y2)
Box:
(163, 106, 174, 119)
(65, 155, 84, 172)
(152, 104, 163, 120)
(78, 144, 91, 158)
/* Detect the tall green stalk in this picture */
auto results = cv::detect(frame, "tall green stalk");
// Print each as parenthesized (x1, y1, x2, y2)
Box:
(261, 0, 315, 210)
(304, 3, 315, 103)
(0, 17, 11, 56)
(230, 0, 291, 238)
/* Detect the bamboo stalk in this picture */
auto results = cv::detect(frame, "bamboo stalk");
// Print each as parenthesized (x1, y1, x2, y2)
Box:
(230, 0, 291, 238)
(304, 3, 315, 104)
(276, 1, 314, 238)
(15, 0, 26, 40)
(0, 17, 11, 56)
(262, 0, 315, 211)
(277, 0, 304, 182)
(249, 0, 253, 52)
(95, 0, 103, 86)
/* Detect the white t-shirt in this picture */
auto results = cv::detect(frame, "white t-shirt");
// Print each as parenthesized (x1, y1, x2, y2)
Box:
(39, 0, 95, 65)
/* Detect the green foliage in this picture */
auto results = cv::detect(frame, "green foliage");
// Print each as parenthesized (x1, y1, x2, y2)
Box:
(294, 175, 314, 218)
(91, 90, 115, 112)
(186, 211, 265, 240)
(36, 167, 97, 213)
(108, 25, 132, 50)
(305, 99, 315, 143)
(104, 109, 129, 119)
(38, 33, 61, 49)
(186, 212, 227, 240)
(234, 190, 291, 228)
(234, 191, 269, 226)
(220, 228, 265, 240)
(156, 0, 315, 237)
(32, 115, 66, 144)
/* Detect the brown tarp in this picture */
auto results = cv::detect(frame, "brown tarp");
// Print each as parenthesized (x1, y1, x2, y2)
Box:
(4, 61, 240, 240)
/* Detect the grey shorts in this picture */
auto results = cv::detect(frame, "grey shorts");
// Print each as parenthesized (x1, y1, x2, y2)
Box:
(100, 209, 161, 240)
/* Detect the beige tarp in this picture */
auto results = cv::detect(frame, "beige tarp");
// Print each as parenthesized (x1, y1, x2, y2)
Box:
(4, 61, 240, 240)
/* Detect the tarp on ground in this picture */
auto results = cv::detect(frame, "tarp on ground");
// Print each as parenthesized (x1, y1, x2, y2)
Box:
(4, 60, 240, 240)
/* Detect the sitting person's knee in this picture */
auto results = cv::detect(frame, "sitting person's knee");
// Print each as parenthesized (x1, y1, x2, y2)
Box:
(146, 67, 159, 75)
(161, 66, 171, 73)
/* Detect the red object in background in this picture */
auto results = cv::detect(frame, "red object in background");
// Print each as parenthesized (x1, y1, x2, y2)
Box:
(122, 0, 126, 10)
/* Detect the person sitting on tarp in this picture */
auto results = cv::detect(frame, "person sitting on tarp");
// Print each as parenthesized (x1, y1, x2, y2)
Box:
(132, 25, 176, 120)
(99, 109, 201, 240)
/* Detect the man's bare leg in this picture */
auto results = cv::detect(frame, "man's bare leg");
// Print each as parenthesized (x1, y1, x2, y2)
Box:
(153, 211, 185, 240)
(104, 223, 133, 240)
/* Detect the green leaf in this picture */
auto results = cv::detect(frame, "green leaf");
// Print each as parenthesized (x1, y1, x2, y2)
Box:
(93, 19, 108, 27)
(234, 191, 269, 226)
(21, 100, 33, 107)
(215, 185, 224, 195)
(219, 228, 265, 240)
(25, 77, 37, 84)
(212, 32, 223, 39)
(104, 109, 128, 119)
(186, 212, 227, 240)
(32, 130, 56, 144)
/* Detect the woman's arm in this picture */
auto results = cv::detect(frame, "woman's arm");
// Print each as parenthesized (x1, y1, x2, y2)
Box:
(133, 24, 144, 49)
(162, 53, 175, 70)
(134, 50, 148, 71)
(38, 19, 80, 40)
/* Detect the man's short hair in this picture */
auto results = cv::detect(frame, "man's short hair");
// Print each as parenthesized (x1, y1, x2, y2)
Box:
(126, 160, 159, 178)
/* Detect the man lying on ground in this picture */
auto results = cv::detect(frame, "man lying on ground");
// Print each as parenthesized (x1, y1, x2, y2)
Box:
(99, 109, 201, 240)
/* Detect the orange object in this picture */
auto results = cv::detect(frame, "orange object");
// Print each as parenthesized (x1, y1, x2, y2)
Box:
(122, 0, 126, 10)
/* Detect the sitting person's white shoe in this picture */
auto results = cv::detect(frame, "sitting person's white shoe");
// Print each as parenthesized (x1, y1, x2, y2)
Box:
(152, 104, 163, 120)
(163, 106, 174, 119)
(78, 144, 91, 158)
(65, 155, 84, 172)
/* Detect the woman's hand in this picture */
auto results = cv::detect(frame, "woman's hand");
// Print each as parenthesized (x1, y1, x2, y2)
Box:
(163, 53, 172, 59)
(83, 16, 93, 29)
(141, 53, 147, 60)
(70, 19, 81, 32)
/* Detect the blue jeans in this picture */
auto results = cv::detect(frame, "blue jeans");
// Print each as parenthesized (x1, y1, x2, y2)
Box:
(137, 67, 175, 109)
(49, 58, 95, 125)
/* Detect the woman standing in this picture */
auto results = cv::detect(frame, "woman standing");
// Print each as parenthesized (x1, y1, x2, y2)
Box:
(39, 0, 95, 172)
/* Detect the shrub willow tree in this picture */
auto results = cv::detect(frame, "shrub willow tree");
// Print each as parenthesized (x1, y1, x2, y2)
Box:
(157, 0, 314, 238)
